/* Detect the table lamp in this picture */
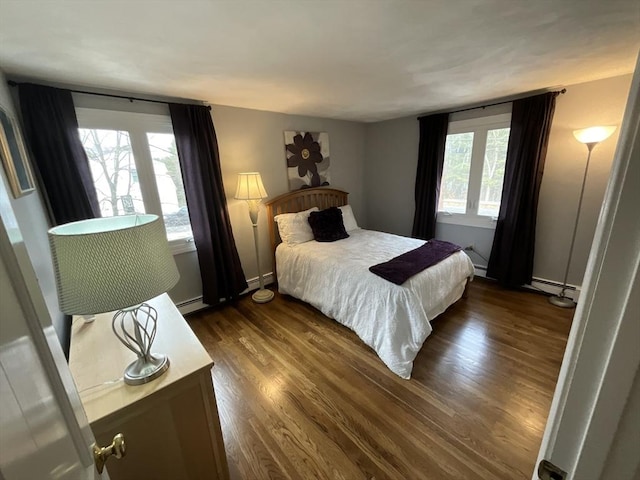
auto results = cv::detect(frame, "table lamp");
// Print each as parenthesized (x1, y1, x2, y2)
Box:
(48, 214, 180, 385)
(234, 172, 274, 303)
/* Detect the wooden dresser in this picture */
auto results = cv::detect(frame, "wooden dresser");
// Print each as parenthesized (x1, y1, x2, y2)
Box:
(69, 294, 229, 479)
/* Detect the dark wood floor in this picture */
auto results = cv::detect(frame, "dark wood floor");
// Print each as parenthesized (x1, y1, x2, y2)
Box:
(187, 279, 573, 480)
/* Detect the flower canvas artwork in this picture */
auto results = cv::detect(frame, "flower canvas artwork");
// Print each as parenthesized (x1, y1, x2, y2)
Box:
(284, 131, 330, 190)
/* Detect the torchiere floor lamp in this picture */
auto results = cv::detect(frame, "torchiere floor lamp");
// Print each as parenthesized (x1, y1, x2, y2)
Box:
(549, 125, 617, 308)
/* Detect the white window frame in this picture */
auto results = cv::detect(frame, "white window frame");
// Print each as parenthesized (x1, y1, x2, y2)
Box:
(437, 113, 511, 230)
(76, 108, 195, 255)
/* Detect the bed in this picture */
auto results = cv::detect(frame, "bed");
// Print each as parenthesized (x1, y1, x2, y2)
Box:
(265, 188, 474, 379)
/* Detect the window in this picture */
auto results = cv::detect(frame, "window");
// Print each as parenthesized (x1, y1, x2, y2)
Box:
(438, 113, 510, 228)
(76, 109, 194, 253)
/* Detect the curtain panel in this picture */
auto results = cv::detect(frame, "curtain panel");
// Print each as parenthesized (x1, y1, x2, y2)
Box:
(411, 113, 449, 240)
(169, 104, 247, 305)
(487, 92, 559, 287)
(18, 82, 102, 360)
(18, 83, 101, 225)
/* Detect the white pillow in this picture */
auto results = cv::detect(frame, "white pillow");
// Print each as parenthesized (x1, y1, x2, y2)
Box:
(274, 207, 319, 245)
(339, 205, 359, 232)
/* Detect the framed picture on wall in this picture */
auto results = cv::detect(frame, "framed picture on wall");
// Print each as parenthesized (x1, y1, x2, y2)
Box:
(0, 105, 35, 198)
(284, 131, 330, 191)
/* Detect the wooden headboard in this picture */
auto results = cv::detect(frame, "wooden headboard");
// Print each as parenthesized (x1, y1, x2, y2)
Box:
(264, 187, 349, 257)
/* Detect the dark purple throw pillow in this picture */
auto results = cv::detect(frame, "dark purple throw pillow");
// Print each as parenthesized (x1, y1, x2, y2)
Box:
(308, 207, 349, 242)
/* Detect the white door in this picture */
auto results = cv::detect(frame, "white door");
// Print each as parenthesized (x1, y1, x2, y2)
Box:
(534, 54, 640, 479)
(0, 178, 106, 479)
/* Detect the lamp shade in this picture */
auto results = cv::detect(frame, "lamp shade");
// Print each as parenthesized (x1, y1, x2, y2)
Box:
(573, 126, 617, 144)
(234, 172, 268, 200)
(48, 214, 180, 315)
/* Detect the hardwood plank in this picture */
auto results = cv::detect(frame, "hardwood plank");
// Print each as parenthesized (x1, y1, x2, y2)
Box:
(189, 278, 573, 479)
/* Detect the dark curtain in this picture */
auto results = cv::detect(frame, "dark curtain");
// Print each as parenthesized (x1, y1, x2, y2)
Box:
(411, 113, 449, 240)
(18, 83, 100, 225)
(487, 92, 558, 287)
(169, 104, 247, 305)
(18, 83, 100, 361)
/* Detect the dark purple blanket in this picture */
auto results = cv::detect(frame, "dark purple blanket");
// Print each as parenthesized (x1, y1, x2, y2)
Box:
(369, 239, 462, 285)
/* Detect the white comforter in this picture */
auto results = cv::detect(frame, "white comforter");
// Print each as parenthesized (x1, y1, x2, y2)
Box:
(276, 229, 475, 379)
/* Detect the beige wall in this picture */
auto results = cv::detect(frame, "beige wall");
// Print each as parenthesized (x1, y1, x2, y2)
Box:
(364, 74, 633, 286)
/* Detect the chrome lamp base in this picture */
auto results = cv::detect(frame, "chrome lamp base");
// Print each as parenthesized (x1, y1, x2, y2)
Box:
(123, 353, 170, 386)
(549, 294, 576, 309)
(252, 288, 274, 304)
(112, 303, 170, 386)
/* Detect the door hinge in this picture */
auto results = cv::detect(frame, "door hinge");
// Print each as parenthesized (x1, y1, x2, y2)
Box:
(538, 459, 567, 480)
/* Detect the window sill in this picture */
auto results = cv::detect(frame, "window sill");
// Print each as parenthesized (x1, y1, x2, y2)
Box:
(437, 213, 497, 230)
(170, 238, 196, 255)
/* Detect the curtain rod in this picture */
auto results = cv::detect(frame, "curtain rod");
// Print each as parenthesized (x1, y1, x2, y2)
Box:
(7, 80, 211, 111)
(418, 88, 566, 119)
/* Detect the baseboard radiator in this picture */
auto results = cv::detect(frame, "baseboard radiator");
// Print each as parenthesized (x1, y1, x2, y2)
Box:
(175, 272, 275, 315)
(472, 264, 580, 302)
(529, 277, 580, 301)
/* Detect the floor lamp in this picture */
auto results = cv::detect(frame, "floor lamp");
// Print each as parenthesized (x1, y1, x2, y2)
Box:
(235, 172, 274, 303)
(549, 125, 617, 308)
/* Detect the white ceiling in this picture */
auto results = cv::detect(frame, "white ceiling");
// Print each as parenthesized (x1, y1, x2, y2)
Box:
(0, 0, 638, 122)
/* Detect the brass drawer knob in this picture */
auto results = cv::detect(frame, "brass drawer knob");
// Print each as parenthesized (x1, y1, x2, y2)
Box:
(93, 433, 126, 474)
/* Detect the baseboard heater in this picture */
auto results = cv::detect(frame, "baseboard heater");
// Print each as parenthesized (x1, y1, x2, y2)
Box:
(175, 272, 275, 315)
(175, 296, 207, 315)
(529, 277, 580, 301)
(471, 264, 488, 279)
(470, 265, 580, 301)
